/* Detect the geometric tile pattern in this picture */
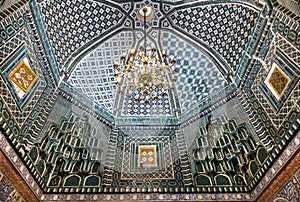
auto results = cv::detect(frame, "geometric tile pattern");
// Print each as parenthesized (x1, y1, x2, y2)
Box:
(103, 128, 188, 190)
(272, 17, 300, 52)
(0, 2, 59, 154)
(39, 0, 124, 70)
(0, 117, 290, 201)
(1, 123, 297, 200)
(0, 31, 25, 64)
(1, 2, 300, 202)
(0, 9, 47, 129)
(129, 1, 162, 28)
(252, 33, 300, 128)
(161, 31, 227, 113)
(277, 0, 300, 16)
(68, 32, 134, 113)
(170, 4, 259, 71)
(271, 34, 300, 67)
(41, 1, 263, 119)
(120, 87, 173, 116)
(122, 135, 173, 179)
(256, 76, 299, 130)
(0, 14, 26, 64)
(0, 1, 27, 14)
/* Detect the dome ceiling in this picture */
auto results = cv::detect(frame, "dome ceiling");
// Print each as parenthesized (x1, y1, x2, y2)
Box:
(37, 0, 263, 119)
(1, 0, 300, 201)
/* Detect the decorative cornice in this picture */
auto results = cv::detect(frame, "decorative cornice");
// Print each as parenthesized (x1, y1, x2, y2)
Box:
(0, 145, 39, 202)
(256, 146, 300, 202)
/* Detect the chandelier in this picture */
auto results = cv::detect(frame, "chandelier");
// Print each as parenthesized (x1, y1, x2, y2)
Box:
(114, 6, 176, 104)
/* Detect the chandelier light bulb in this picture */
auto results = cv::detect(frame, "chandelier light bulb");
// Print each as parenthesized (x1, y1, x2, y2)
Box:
(129, 48, 135, 56)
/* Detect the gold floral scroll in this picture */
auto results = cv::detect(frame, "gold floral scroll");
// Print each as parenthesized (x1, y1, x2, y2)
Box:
(8, 60, 37, 93)
(265, 63, 290, 100)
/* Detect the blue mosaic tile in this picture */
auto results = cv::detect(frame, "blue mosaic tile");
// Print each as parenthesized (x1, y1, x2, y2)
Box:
(39, 0, 124, 70)
(68, 32, 134, 113)
(121, 86, 173, 116)
(251, 34, 300, 128)
(0, 14, 26, 66)
(0, 8, 48, 131)
(161, 31, 227, 113)
(170, 4, 259, 71)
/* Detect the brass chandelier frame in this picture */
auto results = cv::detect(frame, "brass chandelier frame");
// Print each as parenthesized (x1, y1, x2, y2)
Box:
(114, 6, 176, 104)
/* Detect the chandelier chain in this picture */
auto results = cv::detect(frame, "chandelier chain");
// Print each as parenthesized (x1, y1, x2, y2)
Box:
(114, 6, 176, 104)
